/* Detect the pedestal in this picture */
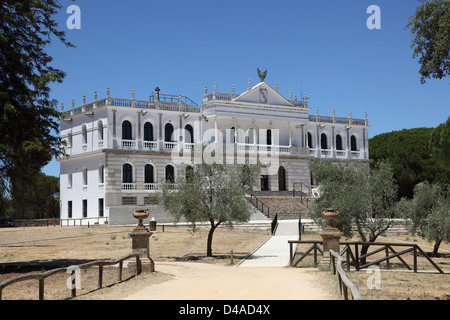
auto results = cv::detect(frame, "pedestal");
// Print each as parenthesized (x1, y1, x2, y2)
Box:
(319, 229, 342, 271)
(127, 229, 155, 273)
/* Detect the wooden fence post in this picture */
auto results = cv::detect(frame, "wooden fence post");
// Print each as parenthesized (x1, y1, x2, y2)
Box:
(39, 279, 44, 300)
(98, 265, 103, 289)
(118, 261, 123, 281)
(289, 242, 293, 267)
(71, 270, 76, 298)
(413, 245, 417, 273)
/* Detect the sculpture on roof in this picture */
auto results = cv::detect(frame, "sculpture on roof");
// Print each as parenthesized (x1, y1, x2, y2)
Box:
(257, 68, 267, 82)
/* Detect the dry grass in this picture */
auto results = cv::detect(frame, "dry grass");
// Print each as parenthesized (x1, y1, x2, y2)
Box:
(295, 232, 450, 300)
(0, 224, 270, 300)
(1, 225, 449, 300)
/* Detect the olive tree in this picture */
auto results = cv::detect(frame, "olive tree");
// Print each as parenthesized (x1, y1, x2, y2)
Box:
(403, 182, 450, 257)
(308, 159, 398, 262)
(158, 161, 260, 257)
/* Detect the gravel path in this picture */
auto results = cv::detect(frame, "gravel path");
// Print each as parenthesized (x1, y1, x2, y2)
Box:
(123, 261, 337, 300)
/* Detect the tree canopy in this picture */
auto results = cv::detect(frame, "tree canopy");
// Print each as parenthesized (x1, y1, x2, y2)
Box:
(308, 159, 398, 261)
(158, 160, 260, 257)
(400, 181, 450, 257)
(430, 117, 450, 171)
(0, 1, 73, 214)
(369, 127, 450, 199)
(406, 0, 450, 84)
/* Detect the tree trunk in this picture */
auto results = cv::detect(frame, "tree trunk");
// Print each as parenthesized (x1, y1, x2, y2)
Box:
(360, 244, 370, 266)
(359, 232, 379, 265)
(432, 238, 443, 258)
(206, 221, 221, 257)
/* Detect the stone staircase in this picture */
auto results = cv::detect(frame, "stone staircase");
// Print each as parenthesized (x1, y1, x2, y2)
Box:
(248, 191, 310, 220)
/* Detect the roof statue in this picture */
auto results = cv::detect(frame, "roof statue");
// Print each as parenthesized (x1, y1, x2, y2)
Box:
(257, 68, 267, 82)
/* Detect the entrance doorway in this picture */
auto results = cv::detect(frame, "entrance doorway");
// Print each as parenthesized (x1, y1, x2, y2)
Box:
(261, 175, 269, 191)
(278, 167, 286, 191)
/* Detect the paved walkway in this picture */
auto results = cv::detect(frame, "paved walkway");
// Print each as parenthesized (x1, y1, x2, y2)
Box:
(238, 220, 299, 267)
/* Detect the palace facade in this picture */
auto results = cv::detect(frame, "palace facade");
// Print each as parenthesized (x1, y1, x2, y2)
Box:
(58, 80, 370, 225)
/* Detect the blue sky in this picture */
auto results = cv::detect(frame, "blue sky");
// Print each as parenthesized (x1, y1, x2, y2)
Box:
(42, 0, 450, 177)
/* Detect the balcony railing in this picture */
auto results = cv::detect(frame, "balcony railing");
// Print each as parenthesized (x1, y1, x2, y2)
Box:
(144, 183, 158, 191)
(164, 142, 177, 150)
(309, 115, 368, 126)
(236, 143, 291, 154)
(143, 141, 158, 149)
(308, 148, 365, 159)
(68, 96, 201, 117)
(122, 183, 136, 190)
(122, 140, 136, 148)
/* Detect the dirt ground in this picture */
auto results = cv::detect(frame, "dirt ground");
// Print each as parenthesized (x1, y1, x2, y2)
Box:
(1, 225, 449, 300)
(0, 224, 338, 300)
(122, 262, 337, 300)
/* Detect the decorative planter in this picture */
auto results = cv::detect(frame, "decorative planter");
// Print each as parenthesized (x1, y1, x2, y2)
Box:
(133, 209, 149, 230)
(322, 208, 339, 230)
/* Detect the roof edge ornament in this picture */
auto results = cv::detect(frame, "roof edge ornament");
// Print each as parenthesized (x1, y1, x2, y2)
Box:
(257, 68, 267, 82)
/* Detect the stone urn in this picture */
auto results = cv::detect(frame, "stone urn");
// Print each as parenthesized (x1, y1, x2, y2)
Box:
(133, 209, 149, 230)
(322, 208, 339, 230)
(319, 208, 342, 271)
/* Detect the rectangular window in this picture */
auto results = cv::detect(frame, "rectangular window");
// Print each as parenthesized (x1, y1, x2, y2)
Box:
(99, 166, 104, 184)
(68, 201, 72, 219)
(98, 198, 104, 217)
(122, 197, 137, 205)
(82, 199, 87, 218)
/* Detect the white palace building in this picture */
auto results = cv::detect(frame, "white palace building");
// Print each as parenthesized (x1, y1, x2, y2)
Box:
(58, 78, 370, 225)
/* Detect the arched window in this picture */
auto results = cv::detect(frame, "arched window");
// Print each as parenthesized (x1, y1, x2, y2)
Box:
(307, 132, 313, 148)
(82, 167, 88, 185)
(230, 127, 236, 143)
(98, 164, 104, 184)
(351, 135, 357, 151)
(144, 122, 154, 141)
(267, 129, 272, 145)
(144, 164, 154, 184)
(68, 173, 73, 188)
(185, 124, 194, 144)
(98, 120, 104, 141)
(321, 133, 328, 149)
(164, 123, 174, 142)
(122, 163, 133, 183)
(165, 164, 175, 183)
(336, 134, 343, 150)
(82, 125, 87, 144)
(278, 167, 286, 191)
(68, 133, 73, 148)
(122, 121, 132, 140)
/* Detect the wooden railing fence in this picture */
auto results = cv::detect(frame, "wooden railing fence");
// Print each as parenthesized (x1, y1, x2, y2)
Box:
(0, 253, 141, 300)
(289, 240, 444, 274)
(329, 249, 362, 300)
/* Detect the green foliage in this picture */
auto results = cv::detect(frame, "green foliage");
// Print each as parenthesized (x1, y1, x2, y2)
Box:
(158, 161, 260, 256)
(402, 182, 450, 257)
(369, 127, 450, 199)
(430, 117, 450, 171)
(3, 172, 59, 219)
(406, 0, 450, 84)
(308, 159, 398, 243)
(0, 0, 73, 215)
